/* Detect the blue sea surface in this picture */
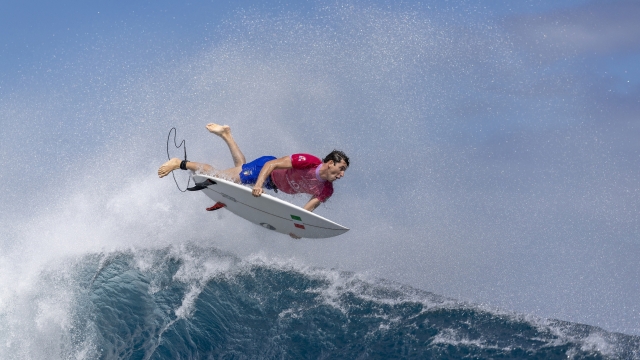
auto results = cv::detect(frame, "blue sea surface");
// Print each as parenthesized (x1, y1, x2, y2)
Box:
(14, 245, 635, 359)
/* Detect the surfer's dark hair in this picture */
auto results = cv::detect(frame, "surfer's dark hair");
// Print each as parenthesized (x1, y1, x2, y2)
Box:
(323, 150, 349, 167)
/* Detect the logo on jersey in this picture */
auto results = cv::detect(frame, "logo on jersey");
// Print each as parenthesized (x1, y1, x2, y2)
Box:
(297, 155, 306, 162)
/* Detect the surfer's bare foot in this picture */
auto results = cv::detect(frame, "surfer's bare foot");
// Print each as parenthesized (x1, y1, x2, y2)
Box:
(206, 123, 231, 138)
(158, 158, 181, 178)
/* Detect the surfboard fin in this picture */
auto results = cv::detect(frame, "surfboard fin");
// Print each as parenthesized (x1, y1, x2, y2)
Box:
(206, 202, 226, 211)
(187, 179, 217, 191)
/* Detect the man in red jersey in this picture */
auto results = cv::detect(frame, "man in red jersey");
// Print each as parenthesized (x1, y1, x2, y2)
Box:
(158, 123, 349, 213)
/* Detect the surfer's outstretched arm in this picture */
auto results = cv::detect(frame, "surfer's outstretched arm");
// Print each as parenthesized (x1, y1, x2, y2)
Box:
(252, 156, 292, 197)
(303, 197, 321, 212)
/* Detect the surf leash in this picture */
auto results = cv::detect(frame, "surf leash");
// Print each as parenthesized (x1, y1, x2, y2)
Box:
(166, 127, 192, 192)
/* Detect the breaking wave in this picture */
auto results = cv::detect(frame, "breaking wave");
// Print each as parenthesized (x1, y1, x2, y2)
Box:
(1, 244, 637, 359)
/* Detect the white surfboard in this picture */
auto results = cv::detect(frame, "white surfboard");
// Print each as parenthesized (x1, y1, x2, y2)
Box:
(191, 174, 349, 238)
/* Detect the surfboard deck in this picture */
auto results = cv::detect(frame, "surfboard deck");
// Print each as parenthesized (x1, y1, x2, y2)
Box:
(191, 174, 349, 238)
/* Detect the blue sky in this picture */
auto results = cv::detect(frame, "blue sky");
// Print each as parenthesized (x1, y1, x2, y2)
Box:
(1, 0, 639, 336)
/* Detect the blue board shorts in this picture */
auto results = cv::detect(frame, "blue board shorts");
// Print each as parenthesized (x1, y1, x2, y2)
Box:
(239, 156, 278, 190)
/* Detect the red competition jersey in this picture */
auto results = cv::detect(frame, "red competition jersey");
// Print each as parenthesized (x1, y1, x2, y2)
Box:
(270, 154, 333, 202)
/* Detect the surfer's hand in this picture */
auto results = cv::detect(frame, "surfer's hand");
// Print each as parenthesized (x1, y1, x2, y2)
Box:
(289, 233, 301, 239)
(252, 187, 263, 197)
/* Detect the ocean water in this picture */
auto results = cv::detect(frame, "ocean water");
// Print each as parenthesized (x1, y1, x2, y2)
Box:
(1, 244, 637, 359)
(2, 2, 640, 359)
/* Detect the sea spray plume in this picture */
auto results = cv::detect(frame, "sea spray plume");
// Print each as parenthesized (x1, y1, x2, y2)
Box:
(0, 254, 103, 359)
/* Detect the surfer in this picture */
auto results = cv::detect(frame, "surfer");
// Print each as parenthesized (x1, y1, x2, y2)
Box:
(158, 123, 349, 213)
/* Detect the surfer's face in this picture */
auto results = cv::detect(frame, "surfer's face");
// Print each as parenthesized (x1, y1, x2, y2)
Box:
(326, 160, 348, 182)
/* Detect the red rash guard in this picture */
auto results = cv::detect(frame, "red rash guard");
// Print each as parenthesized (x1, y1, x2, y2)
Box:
(270, 154, 333, 202)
